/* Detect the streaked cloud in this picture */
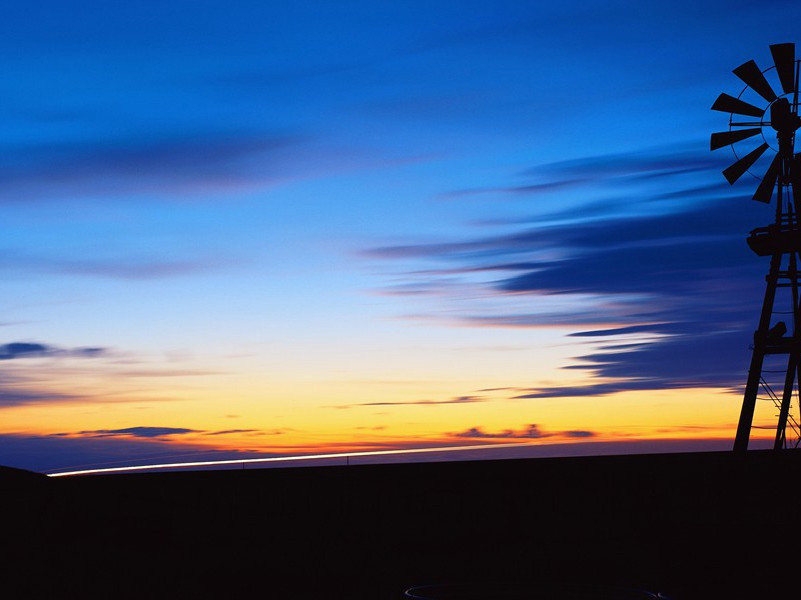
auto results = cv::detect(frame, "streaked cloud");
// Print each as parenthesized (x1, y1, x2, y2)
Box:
(203, 429, 283, 436)
(58, 426, 283, 439)
(0, 252, 233, 280)
(364, 143, 764, 395)
(450, 423, 597, 440)
(0, 388, 80, 408)
(332, 395, 484, 409)
(441, 143, 726, 201)
(74, 426, 199, 439)
(0, 133, 303, 204)
(563, 430, 597, 438)
(452, 424, 550, 439)
(0, 342, 108, 361)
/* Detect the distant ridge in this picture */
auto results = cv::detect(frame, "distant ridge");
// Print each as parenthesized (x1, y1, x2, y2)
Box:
(0, 464, 46, 483)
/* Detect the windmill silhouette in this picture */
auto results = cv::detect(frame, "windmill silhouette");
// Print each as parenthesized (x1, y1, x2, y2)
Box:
(711, 42, 801, 451)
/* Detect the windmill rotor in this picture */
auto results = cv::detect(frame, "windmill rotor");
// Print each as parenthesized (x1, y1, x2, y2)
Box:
(711, 43, 800, 204)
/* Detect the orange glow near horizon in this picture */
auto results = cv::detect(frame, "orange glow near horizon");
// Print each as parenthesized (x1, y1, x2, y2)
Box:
(0, 312, 777, 472)
(2, 377, 760, 465)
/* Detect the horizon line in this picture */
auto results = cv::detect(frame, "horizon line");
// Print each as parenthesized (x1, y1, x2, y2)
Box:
(46, 441, 541, 477)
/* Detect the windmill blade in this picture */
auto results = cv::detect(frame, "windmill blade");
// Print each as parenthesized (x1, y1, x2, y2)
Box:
(770, 43, 796, 95)
(753, 153, 781, 203)
(711, 93, 765, 117)
(733, 60, 777, 103)
(710, 127, 762, 150)
(723, 143, 769, 184)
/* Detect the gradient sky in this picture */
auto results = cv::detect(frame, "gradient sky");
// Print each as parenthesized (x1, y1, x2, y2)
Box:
(2, 0, 799, 473)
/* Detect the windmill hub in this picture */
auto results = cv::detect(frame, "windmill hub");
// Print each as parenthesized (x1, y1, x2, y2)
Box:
(769, 98, 801, 136)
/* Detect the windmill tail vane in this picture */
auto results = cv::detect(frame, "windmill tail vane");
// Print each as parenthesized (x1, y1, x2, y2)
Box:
(711, 43, 801, 451)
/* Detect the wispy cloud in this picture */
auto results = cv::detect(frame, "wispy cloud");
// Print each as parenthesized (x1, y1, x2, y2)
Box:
(106, 368, 226, 378)
(0, 341, 108, 361)
(518, 144, 724, 187)
(365, 143, 763, 396)
(332, 395, 484, 409)
(0, 246, 239, 281)
(1, 129, 434, 207)
(203, 428, 284, 436)
(73, 426, 199, 439)
(442, 178, 587, 199)
(564, 430, 596, 438)
(0, 342, 220, 408)
(51, 426, 283, 440)
(0, 133, 304, 204)
(452, 424, 550, 439)
(0, 388, 80, 408)
(450, 424, 597, 440)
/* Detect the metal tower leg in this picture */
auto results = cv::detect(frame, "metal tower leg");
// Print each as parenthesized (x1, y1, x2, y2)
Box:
(774, 352, 800, 449)
(735, 252, 783, 452)
(777, 251, 801, 448)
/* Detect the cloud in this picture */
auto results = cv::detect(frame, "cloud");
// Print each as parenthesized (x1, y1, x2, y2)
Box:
(568, 325, 670, 337)
(0, 249, 235, 281)
(0, 133, 304, 204)
(452, 424, 550, 439)
(108, 368, 225, 378)
(564, 430, 596, 438)
(0, 432, 272, 473)
(0, 342, 112, 408)
(514, 381, 666, 399)
(75, 426, 200, 439)
(0, 343, 227, 409)
(0, 342, 50, 360)
(364, 142, 765, 396)
(450, 424, 598, 440)
(0, 342, 109, 360)
(520, 144, 725, 185)
(0, 389, 80, 407)
(443, 179, 588, 199)
(0, 129, 431, 208)
(203, 429, 279, 436)
(333, 395, 484, 409)
(0, 381, 188, 408)
(64, 426, 284, 439)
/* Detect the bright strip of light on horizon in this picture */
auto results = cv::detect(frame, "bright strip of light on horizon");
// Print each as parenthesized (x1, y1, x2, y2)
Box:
(46, 441, 540, 477)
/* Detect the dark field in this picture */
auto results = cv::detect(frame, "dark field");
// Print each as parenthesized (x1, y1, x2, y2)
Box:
(3, 450, 799, 599)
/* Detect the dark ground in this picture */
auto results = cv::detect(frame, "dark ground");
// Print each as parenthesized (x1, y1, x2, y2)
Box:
(2, 449, 799, 599)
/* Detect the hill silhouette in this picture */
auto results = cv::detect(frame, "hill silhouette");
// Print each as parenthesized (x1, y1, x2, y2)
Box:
(3, 450, 798, 599)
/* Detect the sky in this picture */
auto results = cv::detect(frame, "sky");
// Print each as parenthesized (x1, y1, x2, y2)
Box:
(2, 0, 800, 473)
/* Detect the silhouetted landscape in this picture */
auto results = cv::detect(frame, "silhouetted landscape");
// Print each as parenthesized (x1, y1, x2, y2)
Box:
(4, 450, 799, 599)
(4, 7, 801, 600)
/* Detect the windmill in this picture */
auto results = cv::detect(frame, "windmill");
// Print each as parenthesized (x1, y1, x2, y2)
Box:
(711, 42, 801, 451)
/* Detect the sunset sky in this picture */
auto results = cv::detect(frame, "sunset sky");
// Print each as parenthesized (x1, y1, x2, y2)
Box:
(2, 0, 799, 473)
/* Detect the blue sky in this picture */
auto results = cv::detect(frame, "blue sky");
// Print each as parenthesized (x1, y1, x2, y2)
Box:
(1, 0, 799, 472)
